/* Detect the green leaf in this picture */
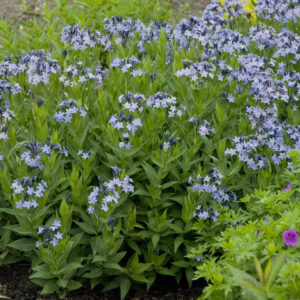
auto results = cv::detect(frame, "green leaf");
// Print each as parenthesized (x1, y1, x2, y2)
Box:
(56, 279, 69, 288)
(181, 196, 194, 224)
(160, 180, 179, 190)
(67, 280, 82, 292)
(254, 256, 264, 286)
(226, 264, 266, 300)
(215, 101, 225, 123)
(126, 252, 139, 272)
(30, 270, 55, 280)
(174, 236, 184, 253)
(265, 251, 287, 292)
(156, 267, 176, 276)
(92, 255, 106, 263)
(60, 262, 83, 274)
(8, 238, 35, 251)
(101, 277, 121, 293)
(7, 141, 27, 160)
(74, 221, 97, 235)
(120, 277, 131, 300)
(60, 197, 70, 221)
(127, 240, 141, 255)
(131, 188, 151, 197)
(0, 208, 19, 216)
(130, 273, 150, 283)
(4, 225, 34, 236)
(172, 260, 190, 268)
(166, 222, 184, 234)
(152, 234, 160, 248)
(185, 266, 194, 288)
(264, 259, 271, 284)
(135, 263, 153, 274)
(227, 160, 243, 177)
(103, 263, 124, 272)
(142, 161, 158, 186)
(83, 269, 103, 279)
(40, 280, 60, 295)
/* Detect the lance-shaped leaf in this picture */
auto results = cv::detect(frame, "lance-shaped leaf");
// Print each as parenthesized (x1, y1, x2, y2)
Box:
(254, 256, 265, 286)
(226, 263, 267, 300)
(264, 251, 287, 292)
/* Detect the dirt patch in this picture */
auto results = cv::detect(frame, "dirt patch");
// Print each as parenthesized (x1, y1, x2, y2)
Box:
(0, 0, 55, 23)
(185, 0, 212, 17)
(0, 0, 212, 24)
(170, 0, 212, 23)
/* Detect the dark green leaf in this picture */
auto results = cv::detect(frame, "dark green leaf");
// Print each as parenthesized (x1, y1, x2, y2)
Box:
(40, 280, 60, 295)
(8, 238, 35, 252)
(120, 277, 131, 300)
(265, 251, 287, 292)
(74, 221, 97, 235)
(67, 280, 82, 292)
(4, 225, 34, 236)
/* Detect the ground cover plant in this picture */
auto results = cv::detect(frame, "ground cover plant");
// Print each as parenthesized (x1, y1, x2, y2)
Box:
(0, 0, 299, 299)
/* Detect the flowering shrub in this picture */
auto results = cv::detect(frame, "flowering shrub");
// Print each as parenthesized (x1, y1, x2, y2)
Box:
(0, 0, 299, 299)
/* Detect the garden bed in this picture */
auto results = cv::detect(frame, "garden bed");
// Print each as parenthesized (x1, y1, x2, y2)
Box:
(0, 262, 205, 299)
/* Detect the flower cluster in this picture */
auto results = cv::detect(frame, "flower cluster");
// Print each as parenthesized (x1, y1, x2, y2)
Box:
(176, 61, 217, 82)
(36, 219, 63, 247)
(11, 177, 47, 210)
(254, 0, 300, 24)
(61, 24, 112, 50)
(59, 62, 108, 86)
(0, 100, 15, 140)
(0, 50, 61, 87)
(20, 141, 68, 170)
(87, 167, 134, 214)
(146, 92, 186, 118)
(54, 99, 88, 123)
(109, 92, 147, 149)
(189, 168, 237, 206)
(225, 100, 300, 170)
(189, 118, 215, 136)
(193, 205, 220, 222)
(109, 110, 142, 150)
(77, 150, 91, 160)
(109, 91, 186, 150)
(118, 92, 145, 113)
(159, 133, 181, 151)
(111, 56, 140, 73)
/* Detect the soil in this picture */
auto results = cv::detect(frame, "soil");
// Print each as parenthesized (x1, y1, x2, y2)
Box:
(0, 0, 212, 23)
(171, 0, 212, 20)
(0, 0, 211, 299)
(0, 262, 206, 299)
(0, 0, 50, 22)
